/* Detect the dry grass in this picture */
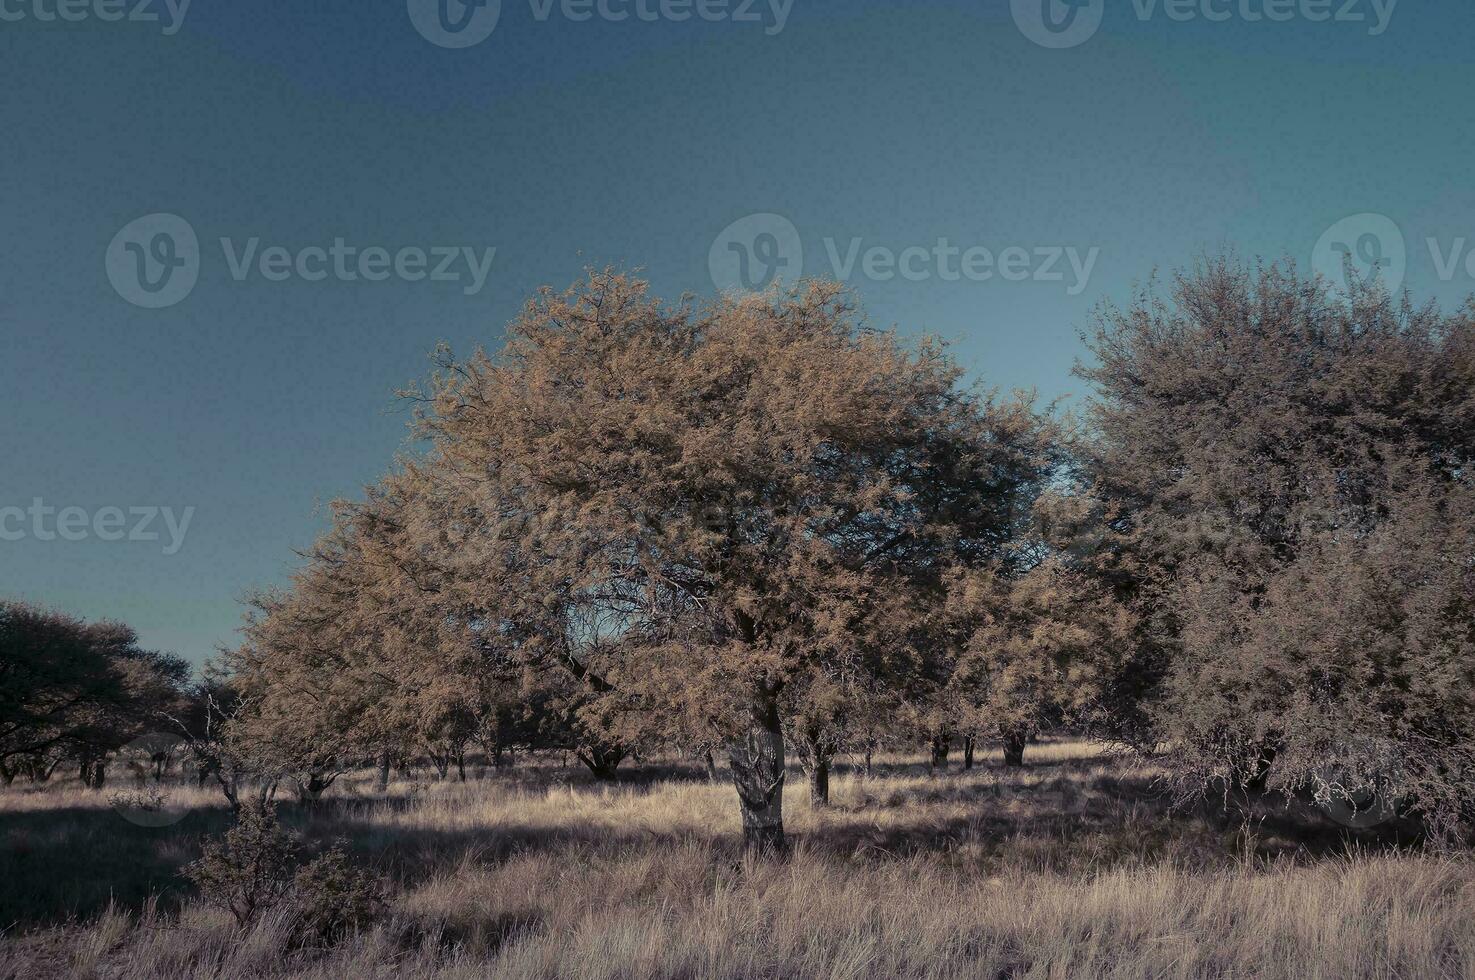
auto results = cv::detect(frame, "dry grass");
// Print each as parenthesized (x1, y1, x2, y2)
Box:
(3, 741, 1472, 979)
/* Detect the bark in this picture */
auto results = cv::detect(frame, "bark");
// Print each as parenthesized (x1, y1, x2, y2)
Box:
(929, 732, 950, 775)
(864, 748, 873, 777)
(963, 735, 976, 771)
(808, 758, 830, 807)
(800, 729, 832, 807)
(80, 756, 108, 789)
(377, 752, 391, 791)
(728, 695, 787, 855)
(1245, 744, 1277, 792)
(295, 771, 336, 803)
(455, 750, 467, 782)
(575, 745, 626, 781)
(1002, 728, 1028, 768)
(704, 750, 720, 783)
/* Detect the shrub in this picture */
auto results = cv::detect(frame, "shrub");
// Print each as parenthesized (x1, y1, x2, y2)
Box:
(289, 841, 385, 946)
(183, 800, 299, 926)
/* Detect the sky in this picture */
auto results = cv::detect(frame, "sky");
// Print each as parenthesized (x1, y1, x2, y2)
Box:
(3, 0, 1474, 666)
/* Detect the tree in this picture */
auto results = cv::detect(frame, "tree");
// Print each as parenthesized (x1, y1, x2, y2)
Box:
(1078, 257, 1475, 833)
(944, 557, 1132, 768)
(393, 271, 1055, 852)
(0, 601, 187, 785)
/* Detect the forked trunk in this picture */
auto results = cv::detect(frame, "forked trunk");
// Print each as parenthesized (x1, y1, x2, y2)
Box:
(576, 745, 626, 781)
(1002, 728, 1028, 768)
(729, 696, 787, 855)
(1245, 744, 1277, 792)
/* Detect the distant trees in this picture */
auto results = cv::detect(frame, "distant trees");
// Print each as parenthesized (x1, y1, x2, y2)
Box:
(1078, 258, 1475, 833)
(0, 601, 188, 787)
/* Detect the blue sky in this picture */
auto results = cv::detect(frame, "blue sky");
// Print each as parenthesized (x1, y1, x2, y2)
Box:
(3, 0, 1474, 665)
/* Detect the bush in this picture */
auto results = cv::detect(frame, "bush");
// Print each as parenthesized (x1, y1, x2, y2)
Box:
(289, 842, 385, 946)
(183, 800, 299, 926)
(183, 803, 384, 944)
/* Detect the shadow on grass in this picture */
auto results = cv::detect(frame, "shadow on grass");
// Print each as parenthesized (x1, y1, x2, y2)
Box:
(0, 758, 1427, 932)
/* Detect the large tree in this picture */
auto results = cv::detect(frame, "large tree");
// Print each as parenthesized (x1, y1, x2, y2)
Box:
(393, 271, 1054, 851)
(1079, 258, 1475, 832)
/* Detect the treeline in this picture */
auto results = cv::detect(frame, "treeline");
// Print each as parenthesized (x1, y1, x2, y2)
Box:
(5, 257, 1473, 852)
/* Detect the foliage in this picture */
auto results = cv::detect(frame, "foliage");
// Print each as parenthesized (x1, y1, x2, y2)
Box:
(1078, 257, 1475, 832)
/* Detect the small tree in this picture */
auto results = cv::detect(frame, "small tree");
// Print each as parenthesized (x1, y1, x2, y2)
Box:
(184, 801, 299, 927)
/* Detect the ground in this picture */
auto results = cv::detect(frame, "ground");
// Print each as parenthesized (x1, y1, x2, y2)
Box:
(2, 740, 1472, 979)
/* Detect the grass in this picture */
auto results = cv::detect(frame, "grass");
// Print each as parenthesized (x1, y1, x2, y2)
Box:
(2, 740, 1472, 978)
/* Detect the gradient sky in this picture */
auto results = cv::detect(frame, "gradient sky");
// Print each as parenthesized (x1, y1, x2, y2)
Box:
(4, 0, 1474, 666)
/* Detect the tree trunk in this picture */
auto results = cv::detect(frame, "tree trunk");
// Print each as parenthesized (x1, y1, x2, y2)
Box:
(455, 750, 467, 782)
(295, 772, 335, 803)
(1002, 728, 1027, 768)
(963, 735, 976, 770)
(377, 752, 391, 791)
(1245, 744, 1277, 792)
(704, 750, 720, 783)
(929, 732, 950, 775)
(800, 730, 832, 807)
(728, 695, 787, 855)
(576, 745, 626, 781)
(808, 758, 830, 807)
(864, 748, 873, 777)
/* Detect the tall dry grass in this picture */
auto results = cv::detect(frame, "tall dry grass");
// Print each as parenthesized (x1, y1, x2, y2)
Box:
(3, 741, 1471, 979)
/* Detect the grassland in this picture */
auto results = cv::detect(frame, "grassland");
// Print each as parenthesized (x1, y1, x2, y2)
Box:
(2, 740, 1472, 979)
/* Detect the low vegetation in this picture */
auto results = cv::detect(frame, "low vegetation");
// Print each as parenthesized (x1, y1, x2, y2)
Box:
(3, 741, 1472, 979)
